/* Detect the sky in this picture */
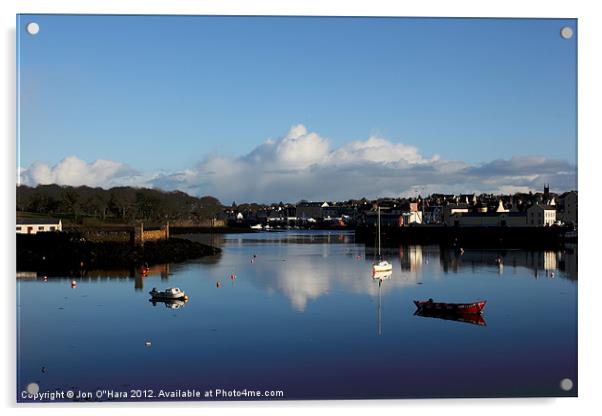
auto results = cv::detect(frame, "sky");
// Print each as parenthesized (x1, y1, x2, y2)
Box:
(17, 15, 577, 203)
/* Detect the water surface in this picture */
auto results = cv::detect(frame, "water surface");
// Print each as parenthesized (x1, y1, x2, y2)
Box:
(17, 231, 577, 400)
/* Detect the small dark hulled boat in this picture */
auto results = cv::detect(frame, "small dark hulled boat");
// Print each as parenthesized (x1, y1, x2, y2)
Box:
(413, 299, 486, 314)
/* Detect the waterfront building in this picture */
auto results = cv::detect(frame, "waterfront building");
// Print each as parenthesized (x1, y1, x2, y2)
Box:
(400, 202, 423, 225)
(558, 191, 578, 225)
(442, 203, 470, 224)
(447, 212, 527, 227)
(363, 211, 403, 227)
(16, 218, 62, 234)
(296, 202, 329, 220)
(526, 204, 557, 226)
(423, 206, 443, 224)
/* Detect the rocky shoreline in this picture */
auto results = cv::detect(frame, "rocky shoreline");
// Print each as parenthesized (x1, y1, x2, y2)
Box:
(17, 232, 221, 275)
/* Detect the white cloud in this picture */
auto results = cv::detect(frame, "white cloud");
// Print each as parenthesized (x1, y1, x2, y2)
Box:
(328, 136, 431, 166)
(19, 156, 144, 188)
(19, 125, 577, 201)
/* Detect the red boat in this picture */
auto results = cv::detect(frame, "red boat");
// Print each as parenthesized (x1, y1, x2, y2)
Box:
(413, 299, 486, 314)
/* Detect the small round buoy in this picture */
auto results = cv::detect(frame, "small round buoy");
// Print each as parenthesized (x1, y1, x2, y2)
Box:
(231, 274, 236, 280)
(80, 261, 84, 268)
(43, 275, 48, 282)
(145, 341, 152, 348)
(216, 281, 221, 288)
(551, 272, 555, 278)
(71, 280, 77, 288)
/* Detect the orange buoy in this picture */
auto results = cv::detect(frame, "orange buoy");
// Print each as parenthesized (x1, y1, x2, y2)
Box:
(231, 274, 236, 280)
(71, 280, 77, 288)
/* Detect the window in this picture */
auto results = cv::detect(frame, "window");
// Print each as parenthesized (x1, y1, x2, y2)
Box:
(38, 226, 44, 231)
(16, 226, 21, 231)
(50, 226, 56, 231)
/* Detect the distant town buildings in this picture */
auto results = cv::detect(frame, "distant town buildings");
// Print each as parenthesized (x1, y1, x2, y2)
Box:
(219, 185, 577, 230)
(18, 185, 576, 233)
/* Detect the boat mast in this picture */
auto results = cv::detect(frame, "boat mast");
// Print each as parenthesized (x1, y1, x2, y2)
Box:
(377, 206, 381, 258)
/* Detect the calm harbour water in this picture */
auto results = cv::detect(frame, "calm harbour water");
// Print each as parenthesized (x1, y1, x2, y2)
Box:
(17, 230, 577, 401)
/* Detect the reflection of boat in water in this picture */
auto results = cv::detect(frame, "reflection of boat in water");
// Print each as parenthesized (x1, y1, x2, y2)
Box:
(372, 269, 392, 335)
(149, 287, 188, 300)
(372, 206, 392, 274)
(413, 299, 486, 314)
(149, 298, 188, 309)
(414, 309, 487, 326)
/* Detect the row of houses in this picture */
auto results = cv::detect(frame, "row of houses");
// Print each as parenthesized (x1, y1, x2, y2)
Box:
(226, 187, 577, 228)
(19, 187, 576, 233)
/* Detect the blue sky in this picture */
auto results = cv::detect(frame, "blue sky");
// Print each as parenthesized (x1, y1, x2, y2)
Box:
(17, 15, 577, 202)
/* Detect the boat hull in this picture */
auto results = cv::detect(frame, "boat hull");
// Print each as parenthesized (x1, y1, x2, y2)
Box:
(413, 300, 486, 314)
(150, 294, 187, 300)
(149, 288, 188, 301)
(372, 262, 393, 273)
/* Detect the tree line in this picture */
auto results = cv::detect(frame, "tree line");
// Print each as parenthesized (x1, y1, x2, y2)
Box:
(16, 184, 223, 224)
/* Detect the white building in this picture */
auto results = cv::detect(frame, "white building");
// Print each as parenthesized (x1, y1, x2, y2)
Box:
(16, 218, 62, 234)
(442, 203, 470, 225)
(526, 204, 556, 227)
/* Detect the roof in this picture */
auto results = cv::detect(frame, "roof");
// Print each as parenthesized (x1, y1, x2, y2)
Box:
(16, 218, 61, 225)
(297, 202, 325, 207)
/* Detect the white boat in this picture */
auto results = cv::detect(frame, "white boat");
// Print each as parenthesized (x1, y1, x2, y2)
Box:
(372, 269, 392, 281)
(372, 206, 393, 274)
(250, 224, 263, 230)
(149, 287, 188, 300)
